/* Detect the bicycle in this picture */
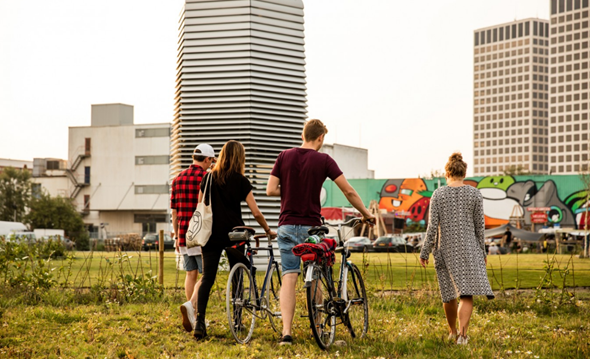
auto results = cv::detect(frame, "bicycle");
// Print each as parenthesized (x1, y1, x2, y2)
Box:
(225, 226, 282, 344)
(296, 217, 369, 350)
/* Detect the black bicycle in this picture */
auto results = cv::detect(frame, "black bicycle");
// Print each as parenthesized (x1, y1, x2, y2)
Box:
(225, 226, 282, 344)
(301, 217, 369, 350)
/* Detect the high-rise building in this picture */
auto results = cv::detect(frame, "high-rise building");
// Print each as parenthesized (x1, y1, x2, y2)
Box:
(171, 0, 307, 229)
(549, 0, 590, 174)
(473, 19, 550, 176)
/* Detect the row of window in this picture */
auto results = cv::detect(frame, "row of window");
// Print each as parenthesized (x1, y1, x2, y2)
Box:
(475, 146, 548, 157)
(550, 71, 590, 83)
(474, 111, 548, 122)
(475, 165, 549, 175)
(476, 75, 545, 89)
(552, 30, 590, 45)
(552, 41, 590, 56)
(551, 0, 590, 15)
(475, 21, 549, 46)
(551, 20, 589, 34)
(475, 39, 534, 54)
(475, 155, 548, 165)
(550, 102, 590, 112)
(550, 112, 589, 122)
(551, 144, 589, 154)
(550, 164, 589, 173)
(551, 134, 590, 142)
(550, 82, 590, 93)
(475, 48, 550, 63)
(550, 61, 590, 74)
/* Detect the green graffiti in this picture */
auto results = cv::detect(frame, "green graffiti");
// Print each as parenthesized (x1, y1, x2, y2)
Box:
(476, 176, 515, 191)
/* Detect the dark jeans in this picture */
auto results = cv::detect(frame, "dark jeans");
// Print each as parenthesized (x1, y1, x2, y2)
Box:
(196, 242, 249, 319)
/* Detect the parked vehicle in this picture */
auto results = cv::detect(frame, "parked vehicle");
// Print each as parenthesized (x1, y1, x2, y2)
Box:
(372, 235, 415, 253)
(343, 236, 373, 252)
(142, 233, 174, 251)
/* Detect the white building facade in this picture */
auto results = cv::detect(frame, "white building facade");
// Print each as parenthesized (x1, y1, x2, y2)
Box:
(69, 104, 171, 237)
(320, 143, 374, 179)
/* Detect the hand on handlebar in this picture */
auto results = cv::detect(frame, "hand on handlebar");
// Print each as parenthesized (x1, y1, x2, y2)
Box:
(362, 214, 376, 226)
(265, 229, 277, 240)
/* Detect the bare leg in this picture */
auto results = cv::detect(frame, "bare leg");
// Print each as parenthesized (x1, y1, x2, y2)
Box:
(185, 270, 199, 301)
(458, 296, 474, 337)
(443, 299, 458, 337)
(280, 273, 298, 336)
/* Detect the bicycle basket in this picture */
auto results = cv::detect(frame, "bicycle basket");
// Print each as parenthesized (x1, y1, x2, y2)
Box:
(292, 238, 337, 266)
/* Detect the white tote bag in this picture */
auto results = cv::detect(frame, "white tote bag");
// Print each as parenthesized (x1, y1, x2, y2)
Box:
(186, 174, 213, 248)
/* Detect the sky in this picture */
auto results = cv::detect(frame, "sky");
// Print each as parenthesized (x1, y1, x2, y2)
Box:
(0, 0, 550, 179)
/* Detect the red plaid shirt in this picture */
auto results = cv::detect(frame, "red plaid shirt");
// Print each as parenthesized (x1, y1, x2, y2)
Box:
(170, 164, 206, 247)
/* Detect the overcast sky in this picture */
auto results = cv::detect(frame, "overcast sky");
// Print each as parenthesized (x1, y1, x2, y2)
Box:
(0, 0, 550, 178)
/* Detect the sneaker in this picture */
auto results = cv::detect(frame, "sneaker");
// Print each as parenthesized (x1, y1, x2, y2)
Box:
(180, 301, 196, 332)
(448, 333, 457, 342)
(279, 335, 293, 345)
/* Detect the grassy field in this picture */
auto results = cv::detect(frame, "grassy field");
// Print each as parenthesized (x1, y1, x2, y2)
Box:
(1, 250, 589, 358)
(55, 251, 590, 291)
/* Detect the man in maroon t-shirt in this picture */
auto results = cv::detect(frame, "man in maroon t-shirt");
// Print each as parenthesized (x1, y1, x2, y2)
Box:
(267, 119, 374, 345)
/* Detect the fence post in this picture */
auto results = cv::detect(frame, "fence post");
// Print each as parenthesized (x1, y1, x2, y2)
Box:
(159, 229, 164, 285)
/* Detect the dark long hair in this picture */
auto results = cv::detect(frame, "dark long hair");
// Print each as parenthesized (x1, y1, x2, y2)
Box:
(211, 140, 245, 184)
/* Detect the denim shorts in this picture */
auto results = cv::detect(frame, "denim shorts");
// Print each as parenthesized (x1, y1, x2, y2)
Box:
(183, 254, 203, 273)
(277, 225, 312, 275)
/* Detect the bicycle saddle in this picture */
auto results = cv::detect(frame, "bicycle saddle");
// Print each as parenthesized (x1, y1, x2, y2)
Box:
(232, 226, 256, 236)
(308, 226, 329, 236)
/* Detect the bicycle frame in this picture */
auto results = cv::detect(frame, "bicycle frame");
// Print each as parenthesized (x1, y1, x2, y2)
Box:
(246, 242, 279, 312)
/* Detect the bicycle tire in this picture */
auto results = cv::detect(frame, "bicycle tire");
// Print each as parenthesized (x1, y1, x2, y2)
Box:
(344, 263, 369, 339)
(265, 261, 282, 332)
(226, 263, 256, 344)
(306, 264, 336, 350)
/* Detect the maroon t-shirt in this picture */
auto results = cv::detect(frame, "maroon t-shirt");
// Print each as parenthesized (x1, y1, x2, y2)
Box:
(271, 148, 343, 226)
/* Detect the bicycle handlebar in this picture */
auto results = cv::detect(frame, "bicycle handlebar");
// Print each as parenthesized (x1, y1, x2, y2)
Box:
(323, 217, 363, 228)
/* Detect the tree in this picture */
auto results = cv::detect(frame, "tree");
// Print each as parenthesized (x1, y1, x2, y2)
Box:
(0, 167, 32, 222)
(421, 169, 445, 179)
(24, 192, 88, 248)
(503, 165, 530, 176)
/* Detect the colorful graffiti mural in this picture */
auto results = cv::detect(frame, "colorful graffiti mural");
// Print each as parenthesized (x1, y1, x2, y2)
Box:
(322, 175, 589, 229)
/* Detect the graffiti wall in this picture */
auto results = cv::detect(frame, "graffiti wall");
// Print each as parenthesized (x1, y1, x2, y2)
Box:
(321, 175, 589, 229)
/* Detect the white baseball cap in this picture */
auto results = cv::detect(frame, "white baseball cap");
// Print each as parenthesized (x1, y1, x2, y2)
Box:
(194, 144, 216, 159)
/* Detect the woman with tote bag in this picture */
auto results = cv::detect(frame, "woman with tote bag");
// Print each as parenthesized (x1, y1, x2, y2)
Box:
(193, 140, 276, 340)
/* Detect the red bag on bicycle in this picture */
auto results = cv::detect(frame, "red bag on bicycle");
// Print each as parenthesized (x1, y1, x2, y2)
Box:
(292, 238, 337, 267)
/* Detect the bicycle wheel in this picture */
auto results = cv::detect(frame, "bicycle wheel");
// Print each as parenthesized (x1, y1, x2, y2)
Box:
(306, 264, 336, 350)
(265, 261, 282, 332)
(344, 263, 369, 339)
(226, 263, 256, 344)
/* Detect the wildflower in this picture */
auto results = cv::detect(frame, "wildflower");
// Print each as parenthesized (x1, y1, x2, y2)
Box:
(506, 350, 513, 354)
(526, 351, 532, 354)
(515, 350, 521, 354)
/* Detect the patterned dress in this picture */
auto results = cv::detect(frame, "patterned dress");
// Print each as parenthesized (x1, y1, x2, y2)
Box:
(420, 185, 495, 303)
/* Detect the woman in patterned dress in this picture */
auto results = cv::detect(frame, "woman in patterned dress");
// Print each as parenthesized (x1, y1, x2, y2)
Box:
(419, 152, 494, 345)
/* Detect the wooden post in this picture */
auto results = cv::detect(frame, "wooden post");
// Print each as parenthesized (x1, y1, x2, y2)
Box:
(158, 229, 164, 285)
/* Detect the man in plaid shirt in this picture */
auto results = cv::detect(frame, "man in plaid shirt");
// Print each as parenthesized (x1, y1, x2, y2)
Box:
(171, 143, 216, 333)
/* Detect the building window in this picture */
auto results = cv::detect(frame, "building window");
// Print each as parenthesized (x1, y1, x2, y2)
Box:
(135, 185, 169, 195)
(84, 195, 90, 212)
(85, 138, 91, 156)
(135, 128, 170, 138)
(84, 166, 91, 184)
(135, 156, 170, 165)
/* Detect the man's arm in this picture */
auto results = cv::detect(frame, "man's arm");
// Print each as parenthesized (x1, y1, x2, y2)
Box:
(172, 209, 179, 252)
(266, 175, 281, 197)
(333, 174, 373, 219)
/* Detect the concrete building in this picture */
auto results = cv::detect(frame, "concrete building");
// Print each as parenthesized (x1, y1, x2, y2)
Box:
(0, 159, 33, 174)
(69, 104, 171, 237)
(473, 18, 550, 176)
(320, 143, 374, 179)
(171, 0, 307, 230)
(32, 158, 69, 198)
(549, 0, 590, 174)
